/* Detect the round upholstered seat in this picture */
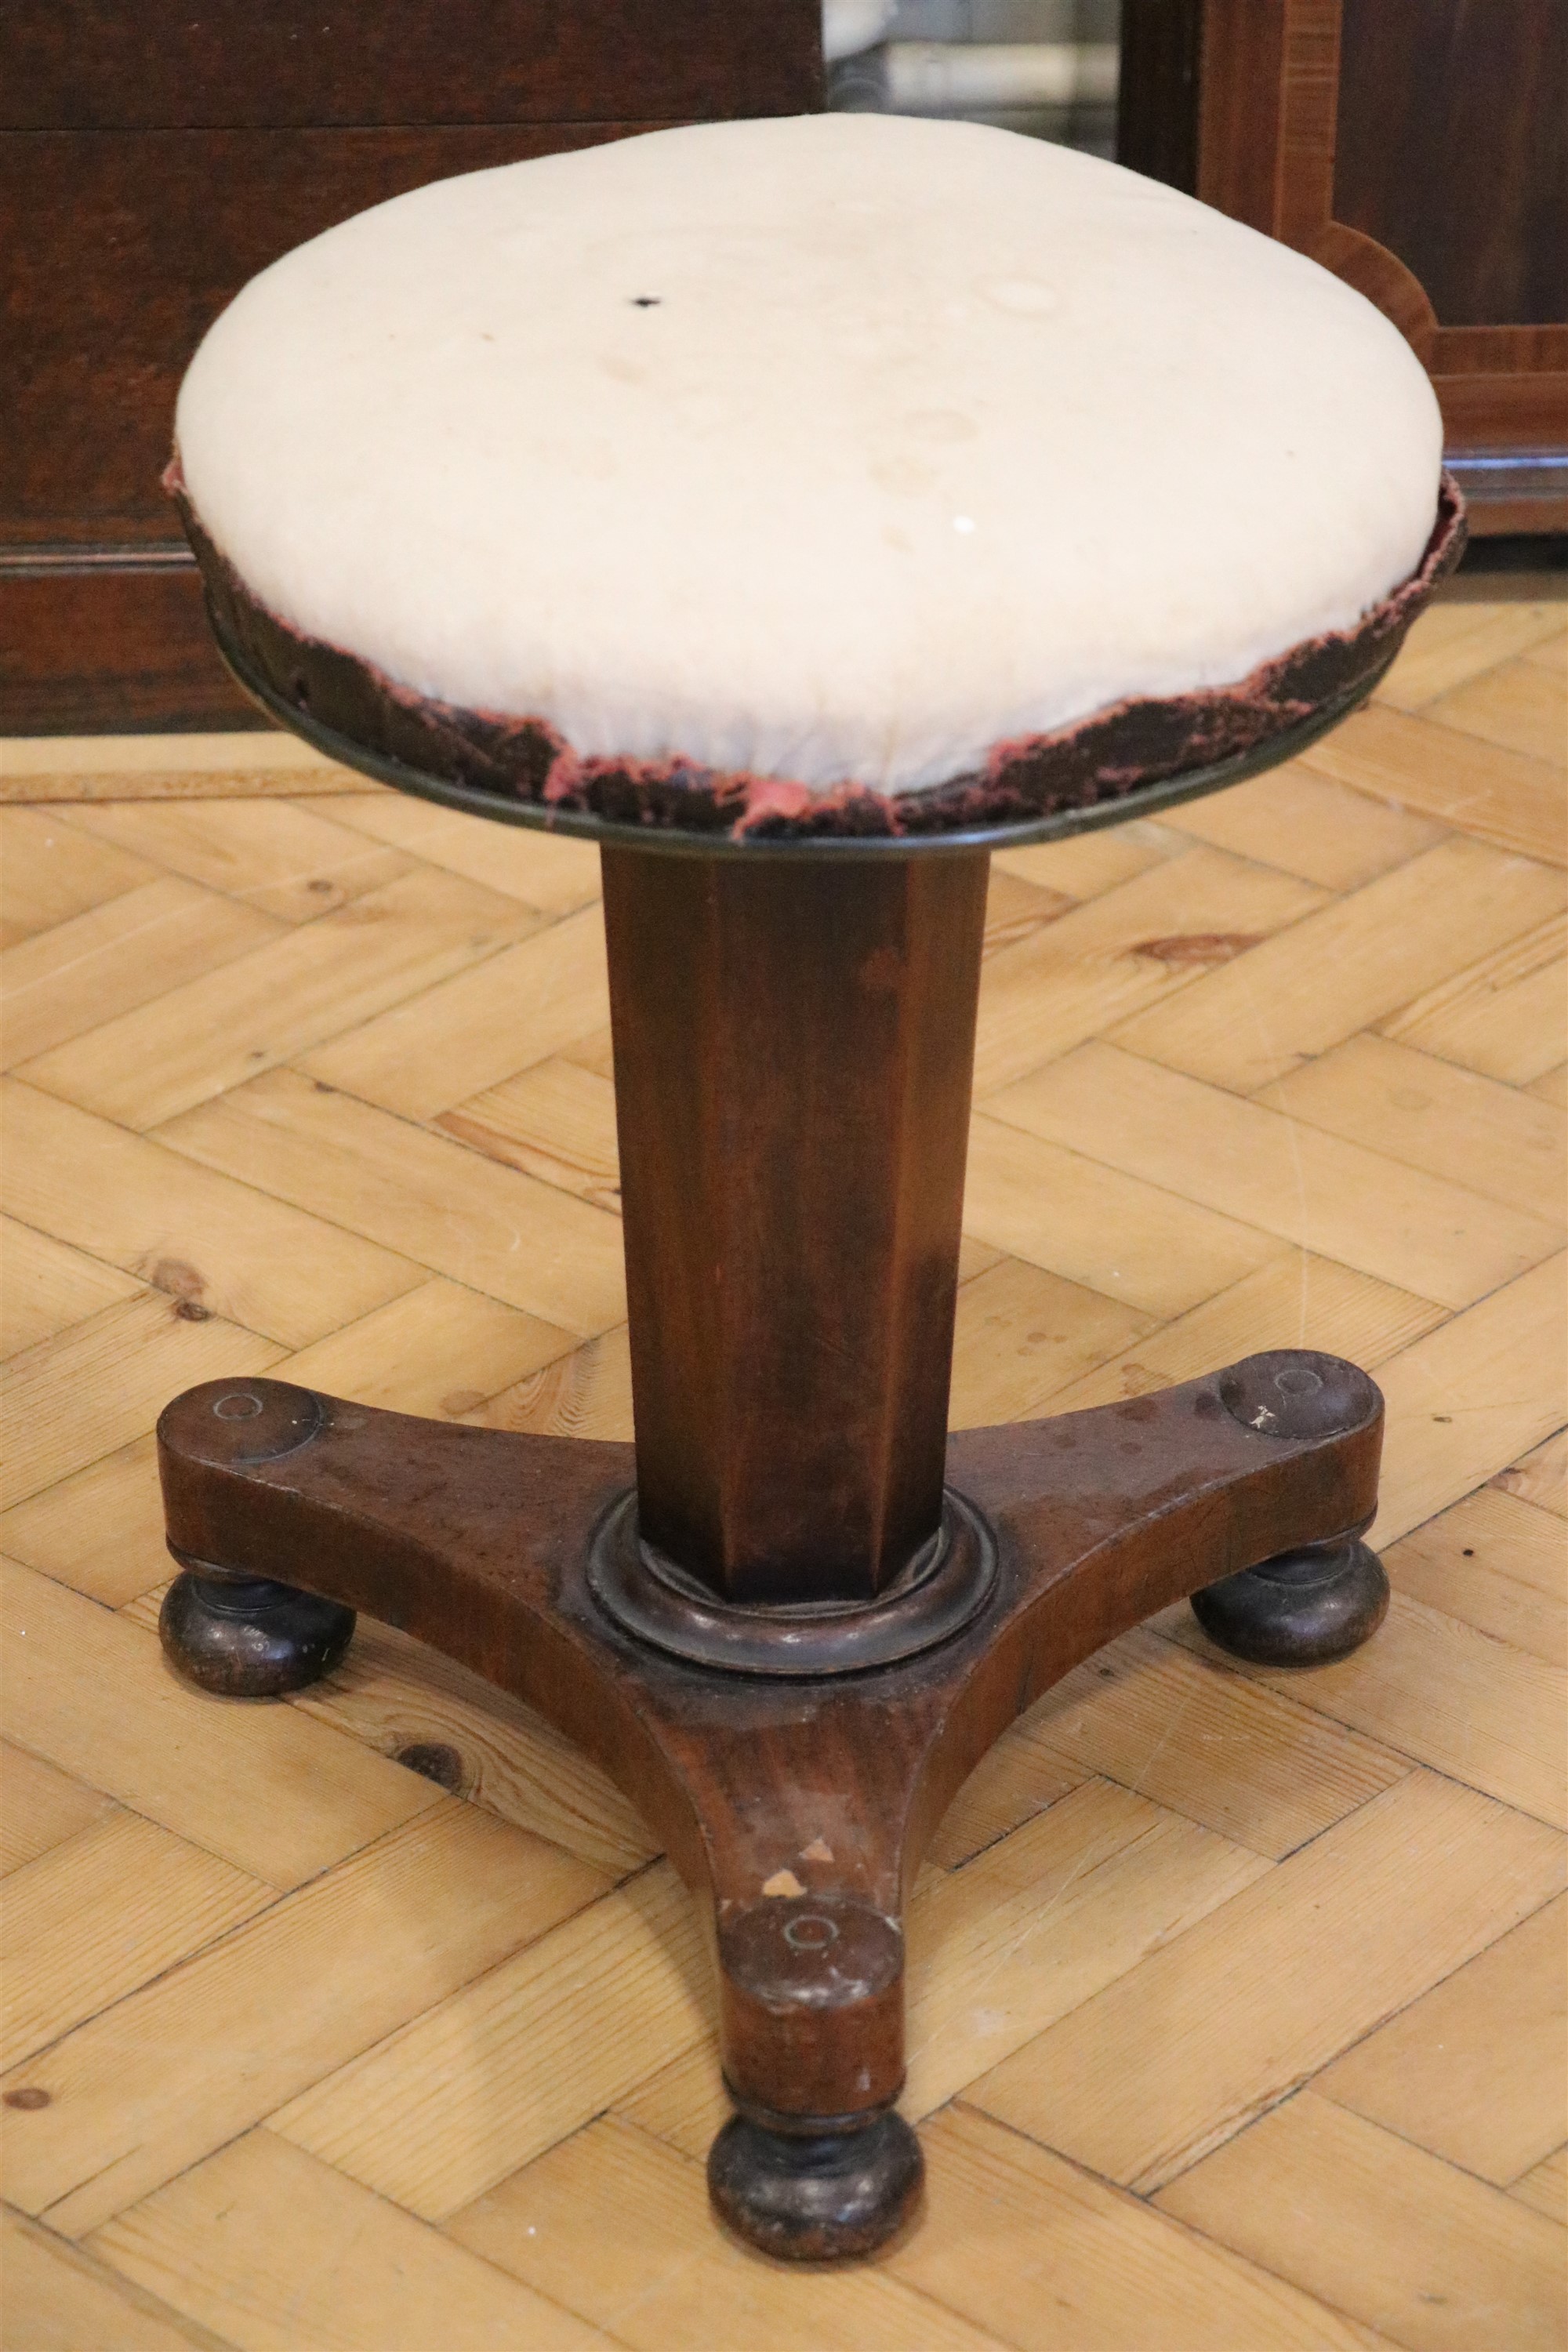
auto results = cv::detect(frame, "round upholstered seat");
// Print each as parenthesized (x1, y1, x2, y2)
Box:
(172, 114, 1460, 840)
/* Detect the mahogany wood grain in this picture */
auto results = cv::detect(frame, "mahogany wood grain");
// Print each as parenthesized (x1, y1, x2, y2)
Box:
(602, 849, 988, 1606)
(156, 1363, 1383, 2126)
(1194, 0, 1285, 230)
(1185, 0, 1568, 530)
(5, 0, 822, 132)
(0, 566, 256, 734)
(1334, 0, 1566, 330)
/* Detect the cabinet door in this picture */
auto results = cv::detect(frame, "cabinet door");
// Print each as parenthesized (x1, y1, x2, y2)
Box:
(1123, 0, 1567, 534)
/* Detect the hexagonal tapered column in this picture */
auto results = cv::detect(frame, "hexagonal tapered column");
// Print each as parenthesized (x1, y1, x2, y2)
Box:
(601, 846, 988, 1606)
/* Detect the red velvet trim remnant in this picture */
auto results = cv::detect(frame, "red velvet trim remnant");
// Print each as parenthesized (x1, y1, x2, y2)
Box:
(168, 463, 1465, 842)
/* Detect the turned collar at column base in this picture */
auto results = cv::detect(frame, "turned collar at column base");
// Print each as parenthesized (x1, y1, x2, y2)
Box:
(586, 1487, 997, 1675)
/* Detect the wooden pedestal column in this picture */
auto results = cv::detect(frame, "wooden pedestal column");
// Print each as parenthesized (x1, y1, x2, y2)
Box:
(603, 847, 987, 1606)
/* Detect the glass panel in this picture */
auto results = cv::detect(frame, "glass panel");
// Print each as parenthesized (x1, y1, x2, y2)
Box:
(825, 0, 1121, 161)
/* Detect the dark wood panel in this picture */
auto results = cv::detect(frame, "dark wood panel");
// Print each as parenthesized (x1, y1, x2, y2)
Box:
(3, 1, 822, 130)
(1189, 0, 1566, 532)
(1335, 0, 1567, 328)
(1436, 372, 1568, 453)
(1457, 494, 1568, 539)
(1116, 0, 1203, 194)
(2, 125, 661, 546)
(1435, 325, 1568, 376)
(0, 564, 260, 732)
(1195, 0, 1286, 231)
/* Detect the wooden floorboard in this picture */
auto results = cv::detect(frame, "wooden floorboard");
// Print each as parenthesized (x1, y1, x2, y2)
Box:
(2, 583, 1564, 2346)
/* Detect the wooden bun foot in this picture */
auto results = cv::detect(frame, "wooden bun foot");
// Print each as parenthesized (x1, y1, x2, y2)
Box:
(1191, 1536, 1388, 1668)
(708, 2107, 923, 2261)
(159, 1566, 355, 1697)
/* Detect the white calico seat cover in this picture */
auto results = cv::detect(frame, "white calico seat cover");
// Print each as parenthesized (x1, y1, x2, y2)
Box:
(176, 114, 1443, 797)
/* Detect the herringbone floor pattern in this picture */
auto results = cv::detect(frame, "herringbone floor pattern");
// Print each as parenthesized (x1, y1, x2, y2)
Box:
(1, 572, 1564, 2350)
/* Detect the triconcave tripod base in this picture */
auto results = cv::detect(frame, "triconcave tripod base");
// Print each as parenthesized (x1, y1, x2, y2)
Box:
(158, 1345, 1385, 2259)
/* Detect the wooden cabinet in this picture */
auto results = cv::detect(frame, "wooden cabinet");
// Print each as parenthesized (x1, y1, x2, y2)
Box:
(8, 2, 1559, 728)
(1, 3, 822, 729)
(1121, 0, 1568, 535)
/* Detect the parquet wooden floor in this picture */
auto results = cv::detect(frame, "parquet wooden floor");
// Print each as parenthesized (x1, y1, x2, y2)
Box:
(2, 571, 1564, 2350)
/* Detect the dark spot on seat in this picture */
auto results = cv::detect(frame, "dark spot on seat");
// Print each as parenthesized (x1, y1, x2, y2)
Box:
(630, 296, 662, 308)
